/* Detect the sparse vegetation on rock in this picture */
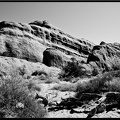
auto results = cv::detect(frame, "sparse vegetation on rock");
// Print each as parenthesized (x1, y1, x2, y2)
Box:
(59, 58, 87, 81)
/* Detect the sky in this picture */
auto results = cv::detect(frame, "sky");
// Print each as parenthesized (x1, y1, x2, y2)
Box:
(0, 2, 120, 45)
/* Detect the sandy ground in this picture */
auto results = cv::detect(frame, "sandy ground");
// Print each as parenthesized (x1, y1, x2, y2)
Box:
(35, 80, 120, 118)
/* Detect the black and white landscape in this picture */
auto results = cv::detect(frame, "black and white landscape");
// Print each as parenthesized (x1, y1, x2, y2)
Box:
(0, 2, 120, 118)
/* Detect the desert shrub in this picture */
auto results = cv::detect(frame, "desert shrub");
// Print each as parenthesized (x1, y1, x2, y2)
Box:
(59, 58, 87, 80)
(112, 63, 120, 71)
(0, 68, 46, 118)
(76, 70, 120, 97)
(106, 78, 120, 92)
(76, 79, 101, 97)
(107, 70, 120, 78)
(27, 81, 41, 92)
(52, 82, 76, 92)
(45, 77, 59, 84)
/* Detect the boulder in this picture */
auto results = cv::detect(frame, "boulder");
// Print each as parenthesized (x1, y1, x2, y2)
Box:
(43, 48, 71, 68)
(87, 42, 120, 72)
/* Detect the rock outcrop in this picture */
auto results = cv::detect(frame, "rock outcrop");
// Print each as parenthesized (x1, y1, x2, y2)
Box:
(43, 48, 71, 68)
(1, 20, 120, 75)
(87, 41, 120, 72)
(29, 20, 94, 58)
(0, 21, 94, 65)
(0, 21, 47, 63)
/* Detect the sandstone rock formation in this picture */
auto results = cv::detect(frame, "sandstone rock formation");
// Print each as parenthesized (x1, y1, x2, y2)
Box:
(0, 20, 120, 76)
(43, 48, 71, 68)
(0, 20, 96, 76)
(29, 20, 95, 67)
(0, 21, 46, 63)
(29, 20, 95, 60)
(87, 41, 120, 72)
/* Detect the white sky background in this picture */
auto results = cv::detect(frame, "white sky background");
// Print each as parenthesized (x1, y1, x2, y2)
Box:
(0, 2, 120, 45)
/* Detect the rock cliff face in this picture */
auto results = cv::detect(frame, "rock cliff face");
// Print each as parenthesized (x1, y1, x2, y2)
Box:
(0, 20, 95, 68)
(0, 20, 120, 75)
(87, 41, 120, 72)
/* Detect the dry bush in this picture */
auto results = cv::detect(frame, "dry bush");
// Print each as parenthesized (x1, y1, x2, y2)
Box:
(52, 82, 76, 92)
(112, 63, 120, 71)
(59, 59, 87, 81)
(45, 77, 59, 84)
(0, 68, 47, 118)
(75, 70, 120, 97)
(104, 78, 120, 92)
(27, 81, 41, 92)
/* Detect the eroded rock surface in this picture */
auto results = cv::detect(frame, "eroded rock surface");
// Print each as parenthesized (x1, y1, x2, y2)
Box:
(1, 20, 120, 74)
(87, 42, 120, 72)
(0, 20, 95, 68)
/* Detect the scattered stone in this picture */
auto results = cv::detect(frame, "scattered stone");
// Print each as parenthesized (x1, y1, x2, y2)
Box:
(16, 102, 24, 109)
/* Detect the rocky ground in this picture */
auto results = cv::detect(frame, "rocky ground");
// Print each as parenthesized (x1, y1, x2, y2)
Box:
(34, 79, 120, 118)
